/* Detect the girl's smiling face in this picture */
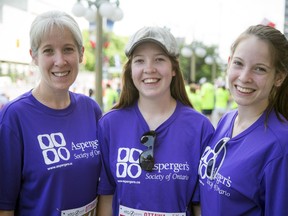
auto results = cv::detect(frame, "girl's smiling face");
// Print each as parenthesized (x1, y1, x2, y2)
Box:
(131, 42, 175, 100)
(228, 36, 283, 111)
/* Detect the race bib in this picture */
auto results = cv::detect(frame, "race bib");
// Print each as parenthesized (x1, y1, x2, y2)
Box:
(61, 197, 97, 216)
(119, 205, 186, 216)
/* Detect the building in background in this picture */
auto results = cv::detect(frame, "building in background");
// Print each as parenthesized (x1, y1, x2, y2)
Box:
(0, 0, 89, 99)
(0, 0, 81, 71)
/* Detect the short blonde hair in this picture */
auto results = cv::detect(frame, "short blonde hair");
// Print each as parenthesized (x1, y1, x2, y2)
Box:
(30, 10, 83, 56)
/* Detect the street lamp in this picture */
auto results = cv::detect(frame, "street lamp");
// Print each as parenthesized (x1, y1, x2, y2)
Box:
(72, 0, 123, 110)
(205, 55, 223, 83)
(204, 55, 216, 82)
(181, 46, 206, 82)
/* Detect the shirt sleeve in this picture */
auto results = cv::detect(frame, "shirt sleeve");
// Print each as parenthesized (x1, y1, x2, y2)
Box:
(262, 155, 288, 215)
(97, 122, 116, 195)
(193, 118, 214, 203)
(0, 123, 22, 210)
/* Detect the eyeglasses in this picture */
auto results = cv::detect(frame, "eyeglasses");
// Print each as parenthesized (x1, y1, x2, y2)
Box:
(139, 131, 156, 172)
(206, 137, 230, 180)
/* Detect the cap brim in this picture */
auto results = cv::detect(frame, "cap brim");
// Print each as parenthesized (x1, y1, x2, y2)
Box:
(125, 38, 170, 57)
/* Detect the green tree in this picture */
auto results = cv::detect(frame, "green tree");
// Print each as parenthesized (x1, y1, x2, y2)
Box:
(179, 41, 223, 83)
(103, 32, 128, 67)
(82, 30, 128, 72)
(82, 30, 95, 71)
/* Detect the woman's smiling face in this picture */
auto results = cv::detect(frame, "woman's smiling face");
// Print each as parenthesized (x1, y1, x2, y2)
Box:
(32, 26, 83, 92)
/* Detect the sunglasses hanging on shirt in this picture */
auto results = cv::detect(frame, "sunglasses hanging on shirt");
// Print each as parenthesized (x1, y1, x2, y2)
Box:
(206, 137, 230, 180)
(139, 131, 156, 172)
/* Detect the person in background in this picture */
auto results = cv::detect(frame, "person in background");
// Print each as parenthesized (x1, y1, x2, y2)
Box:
(97, 26, 214, 216)
(199, 77, 215, 121)
(199, 24, 288, 215)
(213, 83, 230, 125)
(0, 11, 102, 216)
(88, 88, 95, 99)
(103, 83, 119, 113)
(188, 83, 202, 112)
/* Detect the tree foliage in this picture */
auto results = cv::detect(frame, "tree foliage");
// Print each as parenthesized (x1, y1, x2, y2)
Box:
(179, 41, 224, 84)
(82, 30, 128, 72)
(82, 29, 225, 83)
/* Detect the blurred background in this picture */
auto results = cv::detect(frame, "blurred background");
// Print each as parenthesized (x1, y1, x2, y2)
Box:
(0, 0, 286, 116)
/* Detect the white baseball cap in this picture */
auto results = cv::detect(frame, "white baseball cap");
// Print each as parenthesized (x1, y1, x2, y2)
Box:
(125, 26, 179, 57)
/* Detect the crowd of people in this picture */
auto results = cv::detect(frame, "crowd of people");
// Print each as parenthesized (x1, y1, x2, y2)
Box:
(185, 78, 232, 126)
(104, 74, 233, 126)
(0, 9, 288, 216)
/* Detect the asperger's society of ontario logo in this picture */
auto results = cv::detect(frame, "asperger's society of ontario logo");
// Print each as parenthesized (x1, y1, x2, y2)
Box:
(37, 132, 70, 165)
(117, 147, 142, 178)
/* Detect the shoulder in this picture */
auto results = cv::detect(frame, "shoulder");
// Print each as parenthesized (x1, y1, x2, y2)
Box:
(213, 109, 237, 131)
(100, 106, 133, 122)
(176, 102, 214, 128)
(71, 92, 101, 111)
(220, 109, 237, 122)
(0, 91, 32, 120)
(177, 101, 203, 117)
(259, 117, 288, 176)
(267, 111, 288, 152)
(71, 91, 95, 103)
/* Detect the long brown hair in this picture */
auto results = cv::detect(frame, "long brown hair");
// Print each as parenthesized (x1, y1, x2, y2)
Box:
(113, 55, 193, 109)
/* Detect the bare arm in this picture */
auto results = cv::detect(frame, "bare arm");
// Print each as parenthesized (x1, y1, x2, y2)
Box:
(97, 195, 113, 216)
(0, 210, 14, 216)
(192, 203, 201, 216)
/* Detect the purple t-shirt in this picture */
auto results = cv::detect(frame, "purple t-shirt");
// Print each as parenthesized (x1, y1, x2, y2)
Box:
(199, 109, 288, 216)
(98, 101, 214, 215)
(0, 90, 102, 215)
